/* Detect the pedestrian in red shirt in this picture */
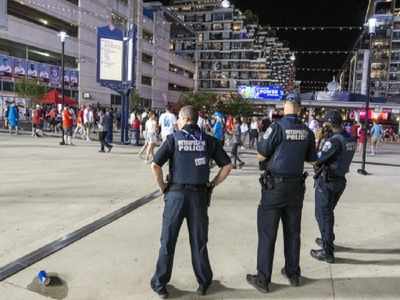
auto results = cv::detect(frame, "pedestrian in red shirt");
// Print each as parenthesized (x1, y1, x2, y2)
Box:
(32, 104, 43, 137)
(63, 105, 74, 145)
(131, 114, 141, 146)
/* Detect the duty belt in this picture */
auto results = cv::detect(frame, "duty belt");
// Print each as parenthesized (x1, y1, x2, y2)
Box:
(169, 183, 208, 192)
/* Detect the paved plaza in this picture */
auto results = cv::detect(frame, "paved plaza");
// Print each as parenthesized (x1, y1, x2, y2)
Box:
(1, 134, 400, 299)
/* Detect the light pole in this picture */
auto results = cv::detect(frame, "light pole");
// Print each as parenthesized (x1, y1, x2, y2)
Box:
(58, 31, 69, 145)
(357, 17, 376, 176)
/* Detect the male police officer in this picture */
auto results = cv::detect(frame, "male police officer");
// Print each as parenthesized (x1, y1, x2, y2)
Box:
(150, 105, 232, 299)
(246, 94, 317, 293)
(311, 110, 356, 263)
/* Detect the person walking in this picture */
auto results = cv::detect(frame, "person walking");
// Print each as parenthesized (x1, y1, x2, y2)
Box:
(240, 117, 249, 149)
(62, 105, 74, 145)
(311, 111, 356, 263)
(73, 105, 86, 140)
(83, 105, 94, 142)
(138, 111, 158, 164)
(7, 102, 19, 135)
(150, 105, 232, 299)
(231, 117, 245, 169)
(246, 94, 317, 292)
(249, 117, 260, 149)
(131, 114, 141, 146)
(370, 121, 383, 155)
(159, 105, 177, 142)
(32, 104, 43, 137)
(98, 108, 113, 153)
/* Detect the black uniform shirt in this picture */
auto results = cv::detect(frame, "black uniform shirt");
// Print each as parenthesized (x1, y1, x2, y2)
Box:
(154, 124, 231, 168)
(257, 115, 317, 163)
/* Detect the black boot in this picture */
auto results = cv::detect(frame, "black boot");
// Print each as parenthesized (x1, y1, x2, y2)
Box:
(196, 284, 209, 296)
(246, 274, 269, 293)
(315, 237, 336, 250)
(310, 249, 335, 264)
(153, 287, 169, 299)
(281, 268, 300, 287)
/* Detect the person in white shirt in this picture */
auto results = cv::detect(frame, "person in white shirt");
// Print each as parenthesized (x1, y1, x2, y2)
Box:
(240, 117, 249, 149)
(138, 111, 158, 163)
(249, 117, 259, 149)
(83, 106, 94, 141)
(308, 116, 320, 135)
(158, 105, 177, 142)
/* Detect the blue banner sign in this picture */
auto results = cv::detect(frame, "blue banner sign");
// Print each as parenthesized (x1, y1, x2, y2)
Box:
(238, 85, 284, 101)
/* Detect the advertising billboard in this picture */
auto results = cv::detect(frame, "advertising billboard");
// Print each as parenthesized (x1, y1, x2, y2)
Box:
(238, 85, 284, 101)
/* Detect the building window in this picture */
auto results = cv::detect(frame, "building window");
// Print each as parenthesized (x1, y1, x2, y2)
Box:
(140, 98, 152, 108)
(8, 0, 78, 38)
(143, 30, 154, 44)
(65, 0, 79, 5)
(111, 94, 122, 106)
(142, 76, 152, 86)
(142, 53, 153, 65)
(112, 13, 127, 31)
(1, 80, 14, 92)
(168, 83, 191, 92)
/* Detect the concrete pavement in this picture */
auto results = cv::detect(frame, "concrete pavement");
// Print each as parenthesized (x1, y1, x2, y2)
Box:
(1, 134, 400, 299)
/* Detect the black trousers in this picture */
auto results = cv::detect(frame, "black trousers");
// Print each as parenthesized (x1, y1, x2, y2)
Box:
(315, 177, 346, 255)
(257, 180, 305, 283)
(249, 129, 259, 149)
(231, 142, 242, 166)
(99, 131, 112, 151)
(151, 189, 212, 292)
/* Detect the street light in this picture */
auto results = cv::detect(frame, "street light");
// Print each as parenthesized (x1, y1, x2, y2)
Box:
(221, 0, 230, 8)
(57, 31, 69, 145)
(357, 17, 376, 176)
(290, 53, 296, 62)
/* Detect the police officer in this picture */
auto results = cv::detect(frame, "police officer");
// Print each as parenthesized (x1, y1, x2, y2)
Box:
(246, 94, 317, 293)
(311, 110, 356, 263)
(150, 106, 232, 299)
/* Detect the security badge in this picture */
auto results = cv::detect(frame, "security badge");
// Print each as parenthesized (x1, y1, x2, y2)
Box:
(263, 127, 273, 140)
(195, 157, 207, 167)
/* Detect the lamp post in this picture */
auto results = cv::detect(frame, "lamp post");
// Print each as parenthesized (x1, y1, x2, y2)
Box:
(357, 17, 376, 176)
(58, 31, 68, 145)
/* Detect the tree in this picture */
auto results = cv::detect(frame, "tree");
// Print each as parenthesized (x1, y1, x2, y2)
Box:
(243, 9, 259, 25)
(15, 78, 47, 105)
(129, 90, 141, 111)
(178, 92, 219, 113)
(220, 94, 253, 117)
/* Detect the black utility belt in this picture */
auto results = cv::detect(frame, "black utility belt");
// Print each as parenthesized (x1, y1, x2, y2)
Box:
(169, 183, 208, 192)
(272, 176, 304, 183)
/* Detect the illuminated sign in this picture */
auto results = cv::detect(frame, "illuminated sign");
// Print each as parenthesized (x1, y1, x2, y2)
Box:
(99, 38, 123, 81)
(238, 85, 284, 101)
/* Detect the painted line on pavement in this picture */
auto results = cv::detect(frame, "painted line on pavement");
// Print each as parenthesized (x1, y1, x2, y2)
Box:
(0, 190, 160, 282)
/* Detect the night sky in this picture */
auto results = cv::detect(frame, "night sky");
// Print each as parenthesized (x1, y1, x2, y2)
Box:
(155, 0, 370, 91)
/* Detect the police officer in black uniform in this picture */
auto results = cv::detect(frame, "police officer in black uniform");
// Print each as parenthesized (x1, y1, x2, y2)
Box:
(246, 94, 317, 293)
(311, 110, 356, 263)
(150, 105, 232, 299)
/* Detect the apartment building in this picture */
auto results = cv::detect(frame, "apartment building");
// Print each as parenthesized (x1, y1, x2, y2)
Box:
(0, 0, 195, 108)
(346, 0, 400, 100)
(169, 0, 295, 94)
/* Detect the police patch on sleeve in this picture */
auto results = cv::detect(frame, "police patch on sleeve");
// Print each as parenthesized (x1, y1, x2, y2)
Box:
(263, 127, 273, 140)
(322, 141, 332, 152)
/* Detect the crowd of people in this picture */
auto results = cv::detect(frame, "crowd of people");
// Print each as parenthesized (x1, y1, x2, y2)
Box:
(2, 100, 400, 159)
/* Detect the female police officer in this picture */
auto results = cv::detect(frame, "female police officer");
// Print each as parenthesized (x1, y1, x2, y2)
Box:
(246, 94, 317, 293)
(150, 105, 232, 299)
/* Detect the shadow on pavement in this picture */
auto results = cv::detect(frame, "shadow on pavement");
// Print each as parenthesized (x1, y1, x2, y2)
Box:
(335, 245, 400, 255)
(335, 257, 400, 266)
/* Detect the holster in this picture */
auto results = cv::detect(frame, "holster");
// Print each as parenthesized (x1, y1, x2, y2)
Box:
(206, 182, 214, 207)
(259, 170, 274, 190)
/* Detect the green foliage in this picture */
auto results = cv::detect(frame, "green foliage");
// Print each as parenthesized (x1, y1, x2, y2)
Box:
(179, 92, 253, 117)
(178, 92, 219, 114)
(220, 94, 253, 117)
(129, 90, 141, 111)
(15, 78, 47, 105)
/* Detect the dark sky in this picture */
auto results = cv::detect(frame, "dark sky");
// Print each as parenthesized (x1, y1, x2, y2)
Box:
(156, 0, 370, 90)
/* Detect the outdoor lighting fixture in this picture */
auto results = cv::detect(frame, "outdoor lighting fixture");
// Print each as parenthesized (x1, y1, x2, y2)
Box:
(368, 17, 377, 35)
(221, 0, 230, 8)
(290, 53, 296, 61)
(39, 18, 48, 25)
(57, 31, 69, 43)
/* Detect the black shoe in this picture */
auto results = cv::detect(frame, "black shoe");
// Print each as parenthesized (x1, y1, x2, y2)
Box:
(107, 145, 113, 152)
(154, 287, 169, 299)
(232, 165, 237, 169)
(246, 274, 269, 293)
(281, 268, 300, 287)
(196, 285, 209, 296)
(315, 237, 335, 250)
(239, 161, 245, 169)
(99, 149, 105, 153)
(310, 249, 335, 264)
